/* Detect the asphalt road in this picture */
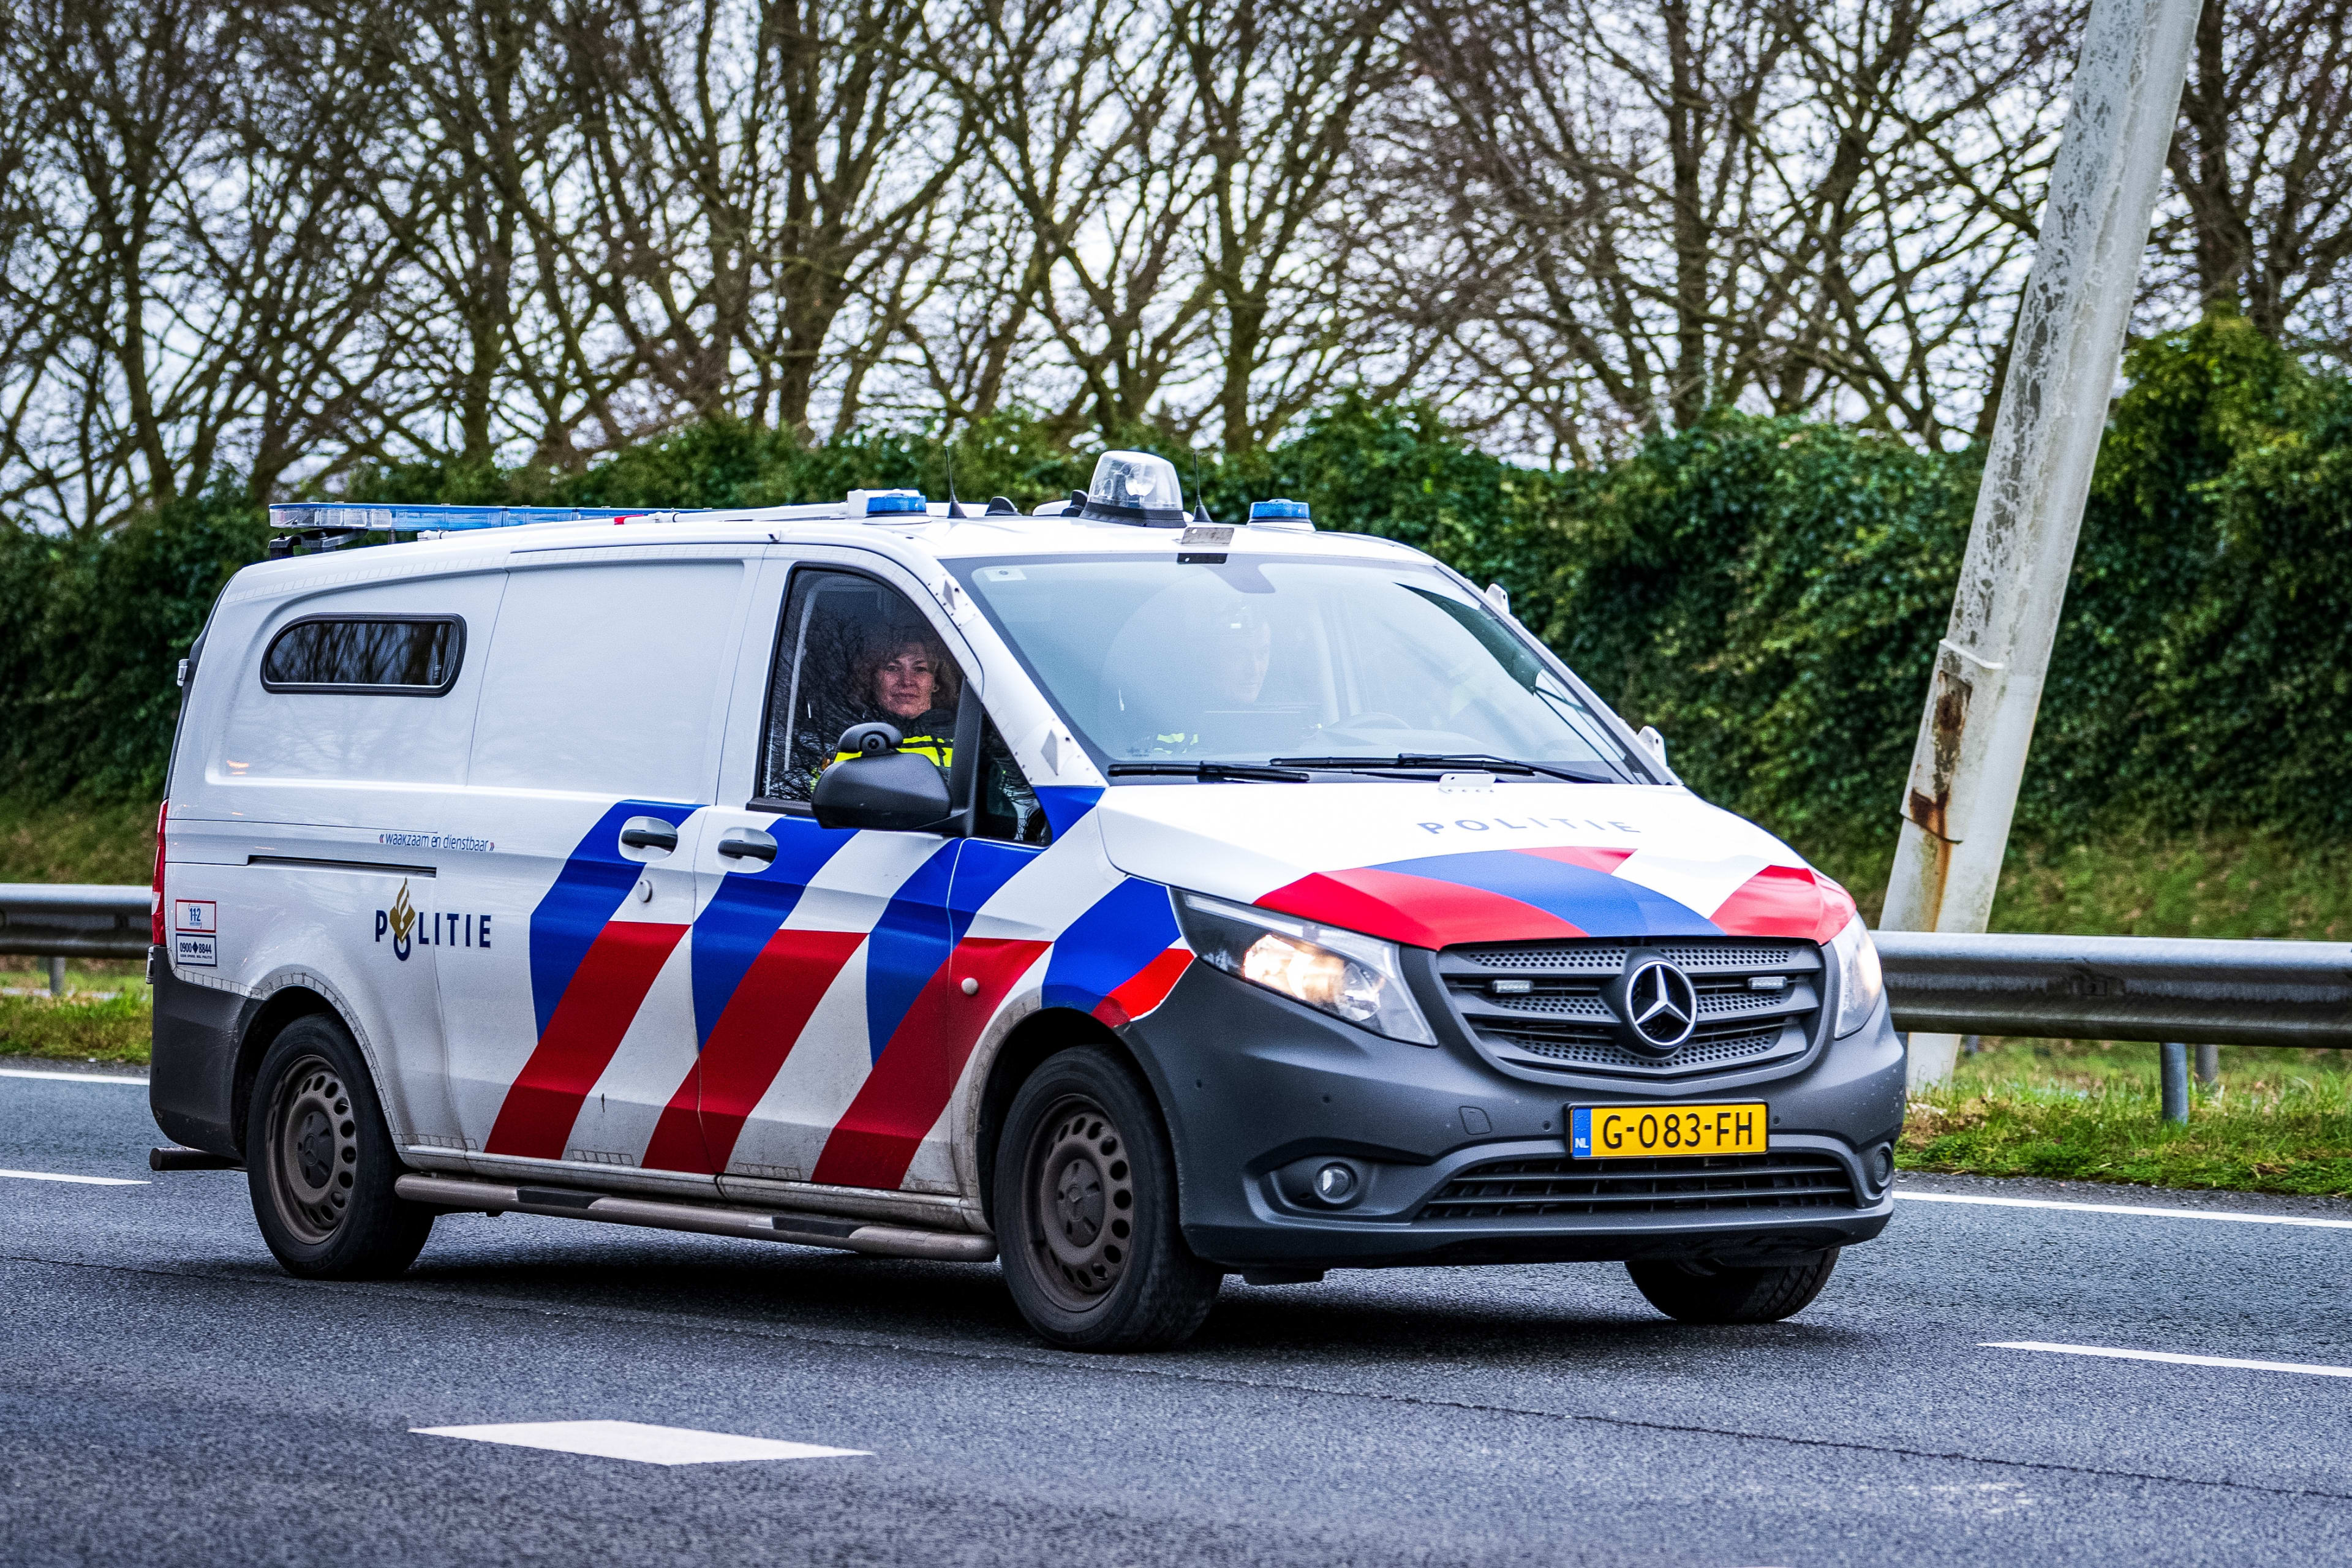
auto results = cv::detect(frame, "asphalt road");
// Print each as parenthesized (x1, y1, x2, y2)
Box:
(7, 1065, 2352, 1567)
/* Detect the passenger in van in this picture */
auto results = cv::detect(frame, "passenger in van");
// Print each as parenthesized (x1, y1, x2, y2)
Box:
(831, 629, 959, 772)
(1204, 609, 1273, 705)
(1145, 606, 1277, 754)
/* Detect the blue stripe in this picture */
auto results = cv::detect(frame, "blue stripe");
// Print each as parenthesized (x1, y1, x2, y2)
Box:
(687, 818, 858, 1050)
(528, 800, 699, 1042)
(1033, 785, 1103, 840)
(1041, 878, 1180, 1014)
(946, 840, 1041, 947)
(1372, 850, 1721, 938)
(860, 839, 962, 1063)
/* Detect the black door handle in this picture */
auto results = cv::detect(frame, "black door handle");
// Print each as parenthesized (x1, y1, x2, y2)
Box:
(620, 824, 678, 853)
(718, 829, 777, 862)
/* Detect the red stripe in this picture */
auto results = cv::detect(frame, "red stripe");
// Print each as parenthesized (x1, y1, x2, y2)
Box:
(641, 1076, 709, 1173)
(484, 920, 688, 1159)
(643, 929, 869, 1175)
(1810, 875, 1858, 944)
(1517, 844, 1635, 875)
(1254, 867, 1580, 948)
(1091, 947, 1193, 1029)
(699, 929, 869, 1172)
(810, 937, 1050, 1190)
(1708, 864, 1825, 940)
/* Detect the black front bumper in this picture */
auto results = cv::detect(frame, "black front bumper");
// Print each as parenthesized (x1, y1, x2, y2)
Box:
(1123, 962, 1904, 1270)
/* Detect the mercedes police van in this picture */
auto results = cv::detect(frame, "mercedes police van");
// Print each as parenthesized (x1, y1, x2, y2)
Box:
(147, 450, 1903, 1350)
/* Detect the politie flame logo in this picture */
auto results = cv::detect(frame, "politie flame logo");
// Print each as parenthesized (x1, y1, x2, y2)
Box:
(380, 880, 418, 962)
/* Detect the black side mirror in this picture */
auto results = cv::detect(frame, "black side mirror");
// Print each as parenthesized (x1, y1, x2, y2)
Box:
(813, 725, 952, 831)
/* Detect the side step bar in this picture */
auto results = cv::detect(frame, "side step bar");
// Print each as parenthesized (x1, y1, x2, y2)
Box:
(151, 1146, 241, 1172)
(393, 1173, 996, 1264)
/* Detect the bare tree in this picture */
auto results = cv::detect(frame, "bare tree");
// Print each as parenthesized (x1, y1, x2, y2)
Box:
(951, 0, 1219, 439)
(1180, 0, 1406, 450)
(0, 0, 407, 531)
(2160, 0, 2352, 353)
(1384, 0, 2069, 455)
(554, 0, 971, 440)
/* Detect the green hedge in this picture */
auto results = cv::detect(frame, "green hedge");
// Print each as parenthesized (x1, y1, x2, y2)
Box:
(4, 316, 2346, 855)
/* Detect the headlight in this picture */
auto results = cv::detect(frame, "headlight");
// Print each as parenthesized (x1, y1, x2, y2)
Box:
(1175, 891, 1437, 1045)
(1829, 913, 1883, 1038)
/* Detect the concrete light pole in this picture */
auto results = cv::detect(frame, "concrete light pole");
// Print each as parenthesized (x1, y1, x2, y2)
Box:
(1882, 0, 2203, 1089)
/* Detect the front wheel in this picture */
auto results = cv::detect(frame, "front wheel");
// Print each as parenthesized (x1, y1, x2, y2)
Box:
(246, 1014, 433, 1279)
(1626, 1249, 1839, 1324)
(994, 1047, 1221, 1351)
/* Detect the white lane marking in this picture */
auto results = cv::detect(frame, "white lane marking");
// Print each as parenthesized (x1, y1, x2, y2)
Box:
(0, 1067, 149, 1085)
(412, 1420, 870, 1466)
(0, 1168, 147, 1186)
(1898, 1189, 2352, 1229)
(1987, 1341, 2352, 1379)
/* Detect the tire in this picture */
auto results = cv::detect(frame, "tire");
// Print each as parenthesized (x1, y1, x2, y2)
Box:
(1625, 1248, 1839, 1325)
(245, 1013, 432, 1279)
(994, 1047, 1221, 1351)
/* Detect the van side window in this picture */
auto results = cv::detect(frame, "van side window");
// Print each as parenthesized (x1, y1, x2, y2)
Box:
(260, 616, 463, 695)
(759, 570, 963, 806)
(975, 715, 1050, 845)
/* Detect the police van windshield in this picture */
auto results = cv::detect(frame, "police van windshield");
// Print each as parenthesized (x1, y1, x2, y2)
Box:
(953, 555, 1645, 780)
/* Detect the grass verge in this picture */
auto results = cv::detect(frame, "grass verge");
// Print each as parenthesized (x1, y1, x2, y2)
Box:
(0, 795, 157, 884)
(0, 991, 153, 1065)
(1809, 826, 2352, 939)
(1900, 1039, 2352, 1195)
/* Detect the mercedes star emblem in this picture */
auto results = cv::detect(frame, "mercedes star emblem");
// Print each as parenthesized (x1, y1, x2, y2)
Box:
(1622, 959, 1698, 1050)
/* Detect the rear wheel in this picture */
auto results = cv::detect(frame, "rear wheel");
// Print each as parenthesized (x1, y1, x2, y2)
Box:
(1626, 1249, 1839, 1324)
(995, 1047, 1220, 1351)
(246, 1014, 432, 1279)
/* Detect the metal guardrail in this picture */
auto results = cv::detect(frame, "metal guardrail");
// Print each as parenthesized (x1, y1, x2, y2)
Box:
(4, 884, 2348, 1050)
(0, 884, 153, 962)
(1875, 930, 2352, 1049)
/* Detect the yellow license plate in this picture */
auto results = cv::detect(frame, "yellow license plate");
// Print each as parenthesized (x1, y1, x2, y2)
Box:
(1570, 1102, 1766, 1159)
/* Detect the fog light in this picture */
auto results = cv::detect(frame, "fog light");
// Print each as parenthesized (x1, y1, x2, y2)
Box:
(1869, 1144, 1894, 1190)
(1314, 1163, 1359, 1203)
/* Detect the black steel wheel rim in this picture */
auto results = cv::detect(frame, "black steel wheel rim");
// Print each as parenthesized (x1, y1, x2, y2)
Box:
(268, 1053, 358, 1244)
(1026, 1095, 1135, 1310)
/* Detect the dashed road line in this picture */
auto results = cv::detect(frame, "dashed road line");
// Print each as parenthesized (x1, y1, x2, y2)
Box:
(0, 1067, 149, 1085)
(412, 1419, 869, 1465)
(1987, 1341, 2352, 1378)
(1898, 1190, 2352, 1229)
(0, 1168, 148, 1186)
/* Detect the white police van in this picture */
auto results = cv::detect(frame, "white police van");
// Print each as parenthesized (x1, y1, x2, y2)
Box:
(148, 451, 1902, 1350)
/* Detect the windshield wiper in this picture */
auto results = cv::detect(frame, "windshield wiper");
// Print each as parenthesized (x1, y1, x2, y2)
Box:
(1268, 753, 1616, 785)
(1106, 761, 1310, 783)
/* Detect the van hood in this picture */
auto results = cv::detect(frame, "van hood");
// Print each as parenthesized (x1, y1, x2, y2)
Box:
(1071, 780, 1855, 949)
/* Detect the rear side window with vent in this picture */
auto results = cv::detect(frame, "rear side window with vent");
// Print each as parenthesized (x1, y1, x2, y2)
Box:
(260, 616, 465, 695)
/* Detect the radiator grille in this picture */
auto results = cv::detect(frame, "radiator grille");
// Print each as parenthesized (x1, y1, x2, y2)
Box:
(1420, 1152, 1856, 1219)
(1439, 937, 1822, 1079)
(1499, 1026, 1783, 1071)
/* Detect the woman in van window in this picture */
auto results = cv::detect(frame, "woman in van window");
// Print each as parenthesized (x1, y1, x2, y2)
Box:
(833, 630, 959, 772)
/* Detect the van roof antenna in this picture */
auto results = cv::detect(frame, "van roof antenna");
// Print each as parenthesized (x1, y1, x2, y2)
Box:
(944, 443, 965, 519)
(1189, 450, 1213, 524)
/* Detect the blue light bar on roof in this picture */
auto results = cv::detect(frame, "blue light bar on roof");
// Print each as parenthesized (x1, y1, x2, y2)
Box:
(846, 489, 927, 517)
(267, 503, 643, 533)
(1249, 498, 1310, 522)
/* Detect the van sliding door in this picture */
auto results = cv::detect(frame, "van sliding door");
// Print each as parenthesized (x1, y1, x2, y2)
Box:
(435, 549, 756, 1193)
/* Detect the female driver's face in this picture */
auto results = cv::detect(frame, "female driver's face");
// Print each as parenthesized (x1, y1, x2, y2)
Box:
(875, 644, 937, 720)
